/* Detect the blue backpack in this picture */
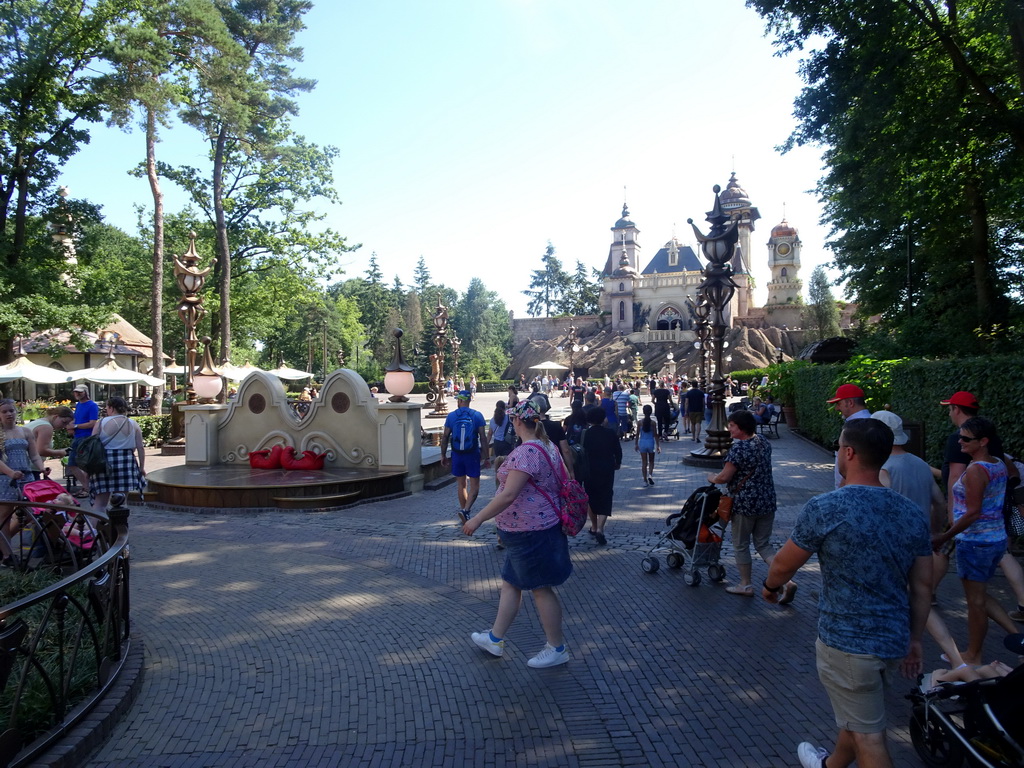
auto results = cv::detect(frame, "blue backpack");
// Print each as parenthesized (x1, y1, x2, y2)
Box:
(451, 409, 480, 453)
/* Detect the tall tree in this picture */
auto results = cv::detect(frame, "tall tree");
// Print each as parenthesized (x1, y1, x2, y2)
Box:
(181, 0, 316, 361)
(106, 0, 245, 412)
(804, 266, 841, 341)
(558, 260, 602, 316)
(0, 0, 120, 359)
(164, 124, 350, 358)
(523, 242, 568, 318)
(747, 0, 1024, 354)
(413, 256, 431, 293)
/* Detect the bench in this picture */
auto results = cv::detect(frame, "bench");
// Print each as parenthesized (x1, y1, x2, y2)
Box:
(758, 408, 782, 439)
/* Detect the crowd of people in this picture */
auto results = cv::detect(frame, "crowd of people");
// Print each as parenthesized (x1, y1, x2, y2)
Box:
(450, 374, 1022, 768)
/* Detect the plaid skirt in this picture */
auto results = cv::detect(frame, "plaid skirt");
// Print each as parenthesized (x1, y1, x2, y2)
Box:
(90, 448, 146, 496)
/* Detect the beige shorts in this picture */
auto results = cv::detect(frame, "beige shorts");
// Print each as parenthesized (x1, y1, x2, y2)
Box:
(815, 638, 898, 733)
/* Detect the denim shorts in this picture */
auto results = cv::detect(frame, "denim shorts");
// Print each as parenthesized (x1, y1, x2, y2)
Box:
(499, 523, 572, 590)
(955, 538, 1005, 582)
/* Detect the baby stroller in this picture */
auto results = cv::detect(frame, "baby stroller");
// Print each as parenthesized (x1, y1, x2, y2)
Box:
(907, 634, 1024, 768)
(641, 484, 727, 586)
(662, 407, 680, 440)
(4, 477, 96, 570)
(619, 413, 636, 441)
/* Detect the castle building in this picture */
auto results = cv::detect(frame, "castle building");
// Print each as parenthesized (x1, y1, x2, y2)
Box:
(600, 173, 802, 334)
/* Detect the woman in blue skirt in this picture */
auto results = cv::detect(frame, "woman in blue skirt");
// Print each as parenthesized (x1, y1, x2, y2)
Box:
(463, 400, 573, 668)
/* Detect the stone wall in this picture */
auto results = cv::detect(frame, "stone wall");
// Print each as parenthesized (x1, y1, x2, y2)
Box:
(510, 314, 604, 347)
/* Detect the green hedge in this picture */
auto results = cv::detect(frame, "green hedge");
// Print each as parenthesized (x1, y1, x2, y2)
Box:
(775, 355, 1024, 466)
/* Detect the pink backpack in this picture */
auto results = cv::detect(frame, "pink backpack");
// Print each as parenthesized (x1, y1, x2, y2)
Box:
(529, 444, 590, 536)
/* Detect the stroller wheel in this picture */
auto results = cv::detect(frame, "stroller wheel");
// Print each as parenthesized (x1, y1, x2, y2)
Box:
(683, 569, 701, 587)
(910, 705, 965, 768)
(708, 564, 726, 582)
(641, 557, 660, 574)
(666, 553, 684, 569)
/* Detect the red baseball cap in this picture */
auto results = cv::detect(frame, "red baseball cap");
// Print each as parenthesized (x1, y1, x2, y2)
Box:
(826, 383, 865, 403)
(940, 391, 980, 409)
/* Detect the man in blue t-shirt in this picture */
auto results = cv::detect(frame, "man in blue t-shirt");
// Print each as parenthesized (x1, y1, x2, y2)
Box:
(67, 384, 100, 497)
(763, 418, 932, 768)
(441, 391, 489, 524)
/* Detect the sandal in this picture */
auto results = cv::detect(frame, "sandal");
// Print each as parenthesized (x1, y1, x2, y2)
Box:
(779, 582, 798, 605)
(725, 584, 754, 596)
(72, 490, 89, 499)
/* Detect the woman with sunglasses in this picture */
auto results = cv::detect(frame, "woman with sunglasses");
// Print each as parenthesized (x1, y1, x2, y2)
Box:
(932, 417, 1012, 664)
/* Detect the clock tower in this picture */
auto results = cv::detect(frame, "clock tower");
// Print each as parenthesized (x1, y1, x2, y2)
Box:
(766, 218, 802, 306)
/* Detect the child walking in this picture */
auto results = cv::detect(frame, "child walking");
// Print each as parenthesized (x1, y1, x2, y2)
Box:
(635, 404, 660, 485)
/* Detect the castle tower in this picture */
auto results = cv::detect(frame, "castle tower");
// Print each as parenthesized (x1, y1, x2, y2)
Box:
(602, 203, 640, 276)
(766, 218, 803, 306)
(718, 172, 760, 321)
(602, 203, 641, 332)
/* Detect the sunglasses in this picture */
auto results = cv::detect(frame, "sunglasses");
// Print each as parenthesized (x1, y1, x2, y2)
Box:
(958, 435, 979, 443)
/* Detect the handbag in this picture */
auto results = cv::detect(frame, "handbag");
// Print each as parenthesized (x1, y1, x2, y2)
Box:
(78, 417, 130, 475)
(716, 496, 735, 524)
(530, 444, 590, 536)
(76, 435, 107, 475)
(715, 470, 753, 525)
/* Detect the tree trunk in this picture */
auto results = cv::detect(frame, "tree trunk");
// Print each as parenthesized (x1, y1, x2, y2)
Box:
(146, 105, 164, 416)
(964, 174, 996, 327)
(213, 125, 231, 362)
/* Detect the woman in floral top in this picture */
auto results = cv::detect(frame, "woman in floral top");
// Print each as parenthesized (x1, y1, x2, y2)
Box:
(463, 400, 573, 669)
(708, 410, 797, 602)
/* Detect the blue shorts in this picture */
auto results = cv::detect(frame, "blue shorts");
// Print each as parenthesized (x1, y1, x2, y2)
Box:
(956, 538, 1005, 582)
(67, 436, 87, 468)
(499, 523, 572, 590)
(451, 450, 481, 478)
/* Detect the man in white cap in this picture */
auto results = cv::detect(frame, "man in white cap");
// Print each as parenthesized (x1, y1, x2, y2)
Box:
(872, 410, 945, 529)
(67, 384, 99, 497)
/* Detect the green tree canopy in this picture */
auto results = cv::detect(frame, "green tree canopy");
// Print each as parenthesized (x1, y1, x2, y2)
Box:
(747, 0, 1024, 355)
(523, 242, 568, 318)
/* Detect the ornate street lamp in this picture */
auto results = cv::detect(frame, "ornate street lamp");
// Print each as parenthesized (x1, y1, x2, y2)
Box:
(193, 337, 223, 402)
(685, 185, 741, 465)
(173, 231, 215, 405)
(384, 328, 416, 402)
(450, 330, 462, 381)
(427, 294, 450, 417)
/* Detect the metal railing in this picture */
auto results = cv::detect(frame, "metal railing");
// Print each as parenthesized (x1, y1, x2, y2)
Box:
(0, 497, 131, 768)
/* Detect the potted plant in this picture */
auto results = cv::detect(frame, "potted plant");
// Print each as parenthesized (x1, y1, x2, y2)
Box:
(768, 360, 807, 429)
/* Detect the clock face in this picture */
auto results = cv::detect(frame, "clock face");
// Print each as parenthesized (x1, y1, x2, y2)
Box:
(776, 242, 791, 256)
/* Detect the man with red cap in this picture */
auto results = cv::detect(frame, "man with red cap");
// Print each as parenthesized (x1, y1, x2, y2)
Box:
(827, 384, 871, 488)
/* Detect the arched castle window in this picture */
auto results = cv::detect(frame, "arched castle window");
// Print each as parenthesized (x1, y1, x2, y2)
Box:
(656, 306, 683, 331)
(781, 267, 788, 278)
(618, 301, 625, 321)
(619, 282, 624, 292)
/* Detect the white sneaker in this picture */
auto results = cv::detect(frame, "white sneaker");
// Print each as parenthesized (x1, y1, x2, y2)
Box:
(797, 742, 829, 768)
(527, 643, 569, 668)
(471, 631, 504, 657)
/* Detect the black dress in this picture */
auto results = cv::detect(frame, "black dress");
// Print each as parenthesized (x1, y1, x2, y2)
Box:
(582, 425, 622, 516)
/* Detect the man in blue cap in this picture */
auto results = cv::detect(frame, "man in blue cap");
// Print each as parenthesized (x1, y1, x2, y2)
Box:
(441, 390, 489, 523)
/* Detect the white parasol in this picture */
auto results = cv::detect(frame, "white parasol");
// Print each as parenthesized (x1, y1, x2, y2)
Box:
(267, 362, 312, 381)
(67, 358, 164, 387)
(0, 355, 75, 385)
(529, 361, 569, 371)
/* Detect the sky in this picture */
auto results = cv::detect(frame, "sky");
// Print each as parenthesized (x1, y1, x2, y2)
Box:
(59, 0, 836, 318)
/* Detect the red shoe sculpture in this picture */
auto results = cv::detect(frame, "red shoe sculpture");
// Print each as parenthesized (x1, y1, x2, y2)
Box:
(280, 446, 328, 471)
(248, 444, 284, 469)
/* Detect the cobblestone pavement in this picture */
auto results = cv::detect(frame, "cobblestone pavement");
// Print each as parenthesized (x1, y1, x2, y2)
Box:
(82, 422, 1021, 768)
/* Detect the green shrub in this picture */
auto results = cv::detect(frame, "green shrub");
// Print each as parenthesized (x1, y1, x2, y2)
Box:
(134, 415, 171, 447)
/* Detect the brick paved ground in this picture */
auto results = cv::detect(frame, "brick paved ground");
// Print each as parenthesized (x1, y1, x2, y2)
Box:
(79, 414, 1021, 768)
